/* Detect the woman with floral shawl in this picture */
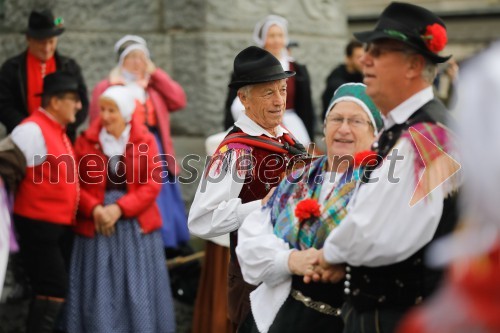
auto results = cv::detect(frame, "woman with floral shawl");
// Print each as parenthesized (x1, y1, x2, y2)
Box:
(236, 83, 383, 333)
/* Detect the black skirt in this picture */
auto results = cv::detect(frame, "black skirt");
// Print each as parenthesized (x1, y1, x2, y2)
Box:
(238, 276, 344, 333)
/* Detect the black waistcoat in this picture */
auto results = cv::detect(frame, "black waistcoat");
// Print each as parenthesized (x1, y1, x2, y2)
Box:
(346, 99, 459, 312)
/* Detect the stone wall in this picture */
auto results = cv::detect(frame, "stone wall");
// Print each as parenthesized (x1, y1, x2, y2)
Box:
(0, 0, 348, 134)
(0, 0, 348, 195)
(0, 1, 348, 331)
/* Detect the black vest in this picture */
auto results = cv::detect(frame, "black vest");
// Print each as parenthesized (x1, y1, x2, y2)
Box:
(346, 99, 459, 312)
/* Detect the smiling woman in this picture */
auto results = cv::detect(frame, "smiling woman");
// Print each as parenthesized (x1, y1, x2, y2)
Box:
(235, 83, 383, 333)
(60, 85, 176, 333)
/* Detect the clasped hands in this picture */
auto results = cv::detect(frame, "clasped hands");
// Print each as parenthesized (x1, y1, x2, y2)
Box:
(92, 204, 122, 237)
(288, 248, 345, 284)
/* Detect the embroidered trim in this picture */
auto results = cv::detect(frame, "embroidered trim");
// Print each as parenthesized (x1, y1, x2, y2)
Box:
(290, 289, 342, 316)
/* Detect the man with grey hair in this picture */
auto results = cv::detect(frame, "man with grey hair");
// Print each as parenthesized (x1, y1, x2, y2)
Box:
(309, 2, 461, 332)
(189, 46, 306, 329)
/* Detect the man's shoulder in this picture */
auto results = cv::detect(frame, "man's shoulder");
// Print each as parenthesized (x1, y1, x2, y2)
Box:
(55, 52, 81, 70)
(0, 51, 25, 72)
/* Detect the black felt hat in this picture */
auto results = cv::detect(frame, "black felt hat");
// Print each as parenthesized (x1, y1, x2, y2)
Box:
(228, 46, 295, 90)
(37, 71, 79, 97)
(354, 2, 451, 63)
(25, 9, 64, 39)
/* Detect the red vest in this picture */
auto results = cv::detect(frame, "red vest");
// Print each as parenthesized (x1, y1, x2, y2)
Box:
(14, 109, 78, 225)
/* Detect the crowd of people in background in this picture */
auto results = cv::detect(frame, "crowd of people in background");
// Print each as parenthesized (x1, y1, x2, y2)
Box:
(1, 2, 499, 333)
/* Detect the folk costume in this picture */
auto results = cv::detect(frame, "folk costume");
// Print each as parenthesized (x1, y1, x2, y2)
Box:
(61, 86, 176, 333)
(236, 83, 384, 333)
(0, 10, 88, 142)
(321, 3, 461, 332)
(89, 35, 189, 251)
(223, 15, 315, 145)
(11, 72, 80, 332)
(189, 46, 307, 328)
(398, 39, 500, 333)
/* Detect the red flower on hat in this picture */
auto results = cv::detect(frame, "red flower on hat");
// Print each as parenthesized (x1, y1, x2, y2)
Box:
(354, 150, 379, 168)
(422, 23, 447, 53)
(295, 199, 321, 224)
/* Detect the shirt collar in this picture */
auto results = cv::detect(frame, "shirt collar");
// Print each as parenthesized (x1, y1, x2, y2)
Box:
(234, 112, 287, 138)
(383, 86, 434, 129)
(38, 107, 66, 129)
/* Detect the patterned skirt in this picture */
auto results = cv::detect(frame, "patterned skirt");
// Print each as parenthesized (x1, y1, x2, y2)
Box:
(60, 190, 175, 333)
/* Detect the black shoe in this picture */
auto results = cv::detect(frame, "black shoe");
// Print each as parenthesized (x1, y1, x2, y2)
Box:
(26, 298, 63, 333)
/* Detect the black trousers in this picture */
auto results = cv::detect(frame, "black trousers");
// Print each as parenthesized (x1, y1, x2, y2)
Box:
(238, 294, 344, 333)
(14, 214, 73, 298)
(341, 301, 407, 333)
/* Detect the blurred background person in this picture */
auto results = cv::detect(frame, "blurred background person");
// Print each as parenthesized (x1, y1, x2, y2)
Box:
(237, 83, 383, 333)
(321, 40, 364, 120)
(61, 85, 175, 333)
(89, 35, 190, 256)
(11, 71, 82, 332)
(433, 57, 459, 108)
(223, 14, 315, 146)
(398, 41, 500, 333)
(0, 9, 88, 142)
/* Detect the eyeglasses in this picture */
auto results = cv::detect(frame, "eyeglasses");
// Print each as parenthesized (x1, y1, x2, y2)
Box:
(364, 43, 412, 58)
(327, 116, 371, 128)
(60, 94, 81, 103)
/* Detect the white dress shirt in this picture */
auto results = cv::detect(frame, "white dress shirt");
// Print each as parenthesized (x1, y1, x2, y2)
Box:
(10, 108, 63, 167)
(188, 113, 288, 238)
(323, 86, 448, 266)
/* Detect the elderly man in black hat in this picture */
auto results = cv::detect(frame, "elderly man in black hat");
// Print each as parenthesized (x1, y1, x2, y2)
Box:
(189, 46, 307, 329)
(10, 71, 81, 332)
(0, 9, 88, 142)
(306, 2, 461, 332)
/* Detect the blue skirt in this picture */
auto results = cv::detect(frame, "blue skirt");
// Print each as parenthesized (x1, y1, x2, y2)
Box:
(152, 131, 190, 249)
(60, 190, 176, 333)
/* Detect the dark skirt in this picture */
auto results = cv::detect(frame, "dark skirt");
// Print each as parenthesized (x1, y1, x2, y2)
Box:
(60, 190, 175, 333)
(238, 276, 344, 333)
(238, 294, 344, 333)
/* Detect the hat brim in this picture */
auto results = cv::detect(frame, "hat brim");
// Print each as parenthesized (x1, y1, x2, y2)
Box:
(354, 30, 451, 64)
(25, 27, 65, 39)
(35, 87, 79, 97)
(228, 71, 296, 90)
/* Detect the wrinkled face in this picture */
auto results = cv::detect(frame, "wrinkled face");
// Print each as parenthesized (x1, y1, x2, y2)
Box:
(122, 49, 148, 79)
(99, 98, 127, 138)
(239, 79, 287, 133)
(264, 25, 286, 57)
(361, 39, 413, 113)
(324, 101, 375, 159)
(347, 47, 365, 73)
(50, 92, 81, 126)
(27, 37, 58, 62)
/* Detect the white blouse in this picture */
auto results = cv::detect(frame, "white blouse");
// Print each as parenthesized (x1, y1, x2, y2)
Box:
(187, 113, 288, 239)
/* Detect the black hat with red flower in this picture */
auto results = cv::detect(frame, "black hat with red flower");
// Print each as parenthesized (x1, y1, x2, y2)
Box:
(354, 2, 451, 63)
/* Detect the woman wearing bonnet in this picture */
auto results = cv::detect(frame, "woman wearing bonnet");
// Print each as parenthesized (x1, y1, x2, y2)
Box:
(61, 86, 176, 332)
(223, 15, 316, 146)
(236, 83, 384, 333)
(89, 35, 190, 253)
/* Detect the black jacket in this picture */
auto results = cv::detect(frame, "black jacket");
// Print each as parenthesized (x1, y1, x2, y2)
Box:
(223, 61, 316, 142)
(0, 51, 88, 142)
(321, 64, 363, 119)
